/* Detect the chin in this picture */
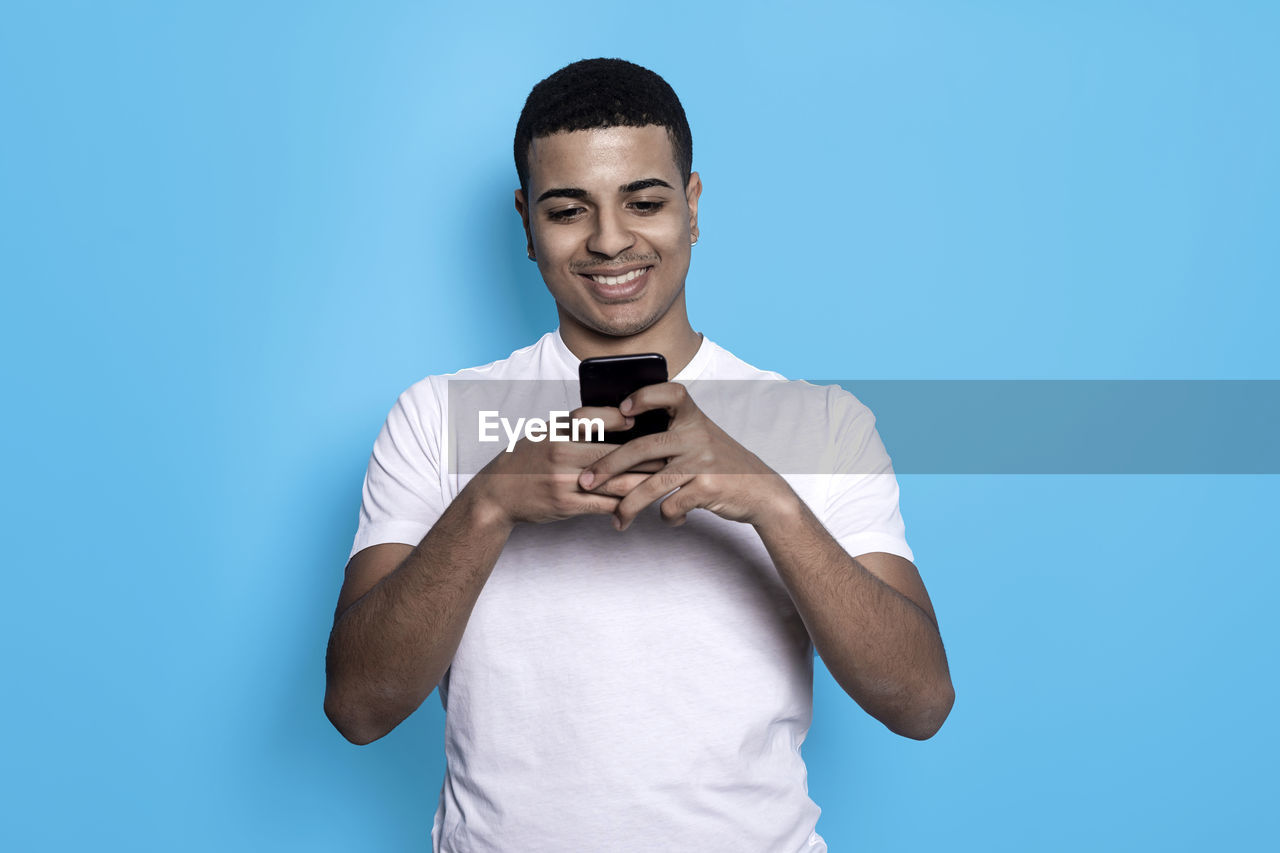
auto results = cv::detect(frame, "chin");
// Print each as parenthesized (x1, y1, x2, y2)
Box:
(589, 314, 659, 338)
(573, 303, 665, 338)
(558, 281, 684, 339)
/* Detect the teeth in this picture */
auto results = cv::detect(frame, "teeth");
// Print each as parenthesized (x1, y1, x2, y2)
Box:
(590, 267, 648, 285)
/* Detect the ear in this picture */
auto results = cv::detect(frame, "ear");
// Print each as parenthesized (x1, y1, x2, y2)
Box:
(685, 172, 702, 244)
(514, 188, 536, 259)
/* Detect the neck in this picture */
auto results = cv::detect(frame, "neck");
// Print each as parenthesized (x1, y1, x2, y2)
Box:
(556, 302, 703, 377)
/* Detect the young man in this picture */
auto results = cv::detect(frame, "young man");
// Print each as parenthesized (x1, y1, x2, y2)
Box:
(325, 58, 953, 852)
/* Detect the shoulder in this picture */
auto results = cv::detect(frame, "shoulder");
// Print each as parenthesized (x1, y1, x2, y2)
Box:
(394, 333, 559, 414)
(702, 339, 872, 421)
(447, 333, 557, 380)
(699, 339, 788, 381)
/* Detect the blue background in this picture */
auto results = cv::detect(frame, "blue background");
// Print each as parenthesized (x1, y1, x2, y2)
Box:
(3, 1, 1277, 849)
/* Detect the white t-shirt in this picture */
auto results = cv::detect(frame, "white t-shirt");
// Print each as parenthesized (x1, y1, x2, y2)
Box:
(350, 330, 913, 853)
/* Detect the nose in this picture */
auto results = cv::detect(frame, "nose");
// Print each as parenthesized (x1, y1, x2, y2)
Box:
(585, 206, 635, 258)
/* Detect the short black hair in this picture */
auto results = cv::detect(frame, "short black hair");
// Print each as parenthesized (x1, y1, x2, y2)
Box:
(514, 58, 693, 195)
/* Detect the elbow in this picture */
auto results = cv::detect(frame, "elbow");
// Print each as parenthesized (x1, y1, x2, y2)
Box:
(891, 682, 955, 741)
(324, 690, 390, 746)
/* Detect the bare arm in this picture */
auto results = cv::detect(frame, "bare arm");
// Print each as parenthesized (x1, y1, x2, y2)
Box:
(323, 486, 512, 745)
(581, 382, 954, 740)
(753, 493, 954, 740)
(325, 406, 637, 745)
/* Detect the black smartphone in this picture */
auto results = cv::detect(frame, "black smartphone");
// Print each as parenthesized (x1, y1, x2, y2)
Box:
(578, 353, 670, 443)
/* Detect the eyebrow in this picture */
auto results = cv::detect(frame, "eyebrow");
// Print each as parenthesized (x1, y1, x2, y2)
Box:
(536, 177, 675, 204)
(622, 178, 674, 193)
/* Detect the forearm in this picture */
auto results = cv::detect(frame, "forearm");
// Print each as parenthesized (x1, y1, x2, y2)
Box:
(754, 491, 954, 740)
(324, 485, 512, 744)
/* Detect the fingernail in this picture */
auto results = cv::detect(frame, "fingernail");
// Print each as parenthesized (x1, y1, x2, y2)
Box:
(620, 398, 633, 413)
(579, 471, 594, 489)
(612, 516, 622, 531)
(623, 416, 634, 427)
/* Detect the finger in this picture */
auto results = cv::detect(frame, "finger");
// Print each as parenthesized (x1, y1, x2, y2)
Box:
(568, 492, 623, 516)
(591, 471, 649, 498)
(548, 438, 624, 469)
(659, 482, 704, 526)
(615, 468, 696, 531)
(579, 431, 683, 490)
(568, 405, 633, 436)
(619, 381, 695, 419)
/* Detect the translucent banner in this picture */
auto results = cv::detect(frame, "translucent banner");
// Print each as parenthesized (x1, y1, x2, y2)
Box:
(445, 379, 1280, 475)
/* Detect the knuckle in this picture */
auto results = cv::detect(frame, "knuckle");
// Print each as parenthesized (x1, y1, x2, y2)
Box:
(551, 475, 579, 498)
(647, 430, 673, 451)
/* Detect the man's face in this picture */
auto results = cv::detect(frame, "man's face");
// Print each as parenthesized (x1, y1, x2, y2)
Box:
(515, 125, 701, 339)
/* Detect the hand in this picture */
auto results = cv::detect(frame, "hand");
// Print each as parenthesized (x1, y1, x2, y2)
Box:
(468, 406, 651, 527)
(576, 382, 800, 530)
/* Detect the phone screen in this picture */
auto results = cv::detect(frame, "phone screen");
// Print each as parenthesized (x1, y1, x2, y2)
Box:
(578, 353, 670, 443)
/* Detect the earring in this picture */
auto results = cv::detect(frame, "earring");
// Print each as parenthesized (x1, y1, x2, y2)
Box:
(690, 237, 698, 247)
(527, 250, 536, 261)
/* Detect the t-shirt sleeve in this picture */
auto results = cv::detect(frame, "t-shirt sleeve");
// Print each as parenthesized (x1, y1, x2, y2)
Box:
(348, 378, 448, 561)
(821, 385, 914, 563)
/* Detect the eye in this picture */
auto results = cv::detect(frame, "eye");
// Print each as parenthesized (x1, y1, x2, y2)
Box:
(546, 206, 585, 222)
(629, 200, 666, 215)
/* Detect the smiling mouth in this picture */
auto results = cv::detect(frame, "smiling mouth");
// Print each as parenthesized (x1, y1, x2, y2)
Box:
(577, 265, 654, 302)
(581, 266, 652, 286)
